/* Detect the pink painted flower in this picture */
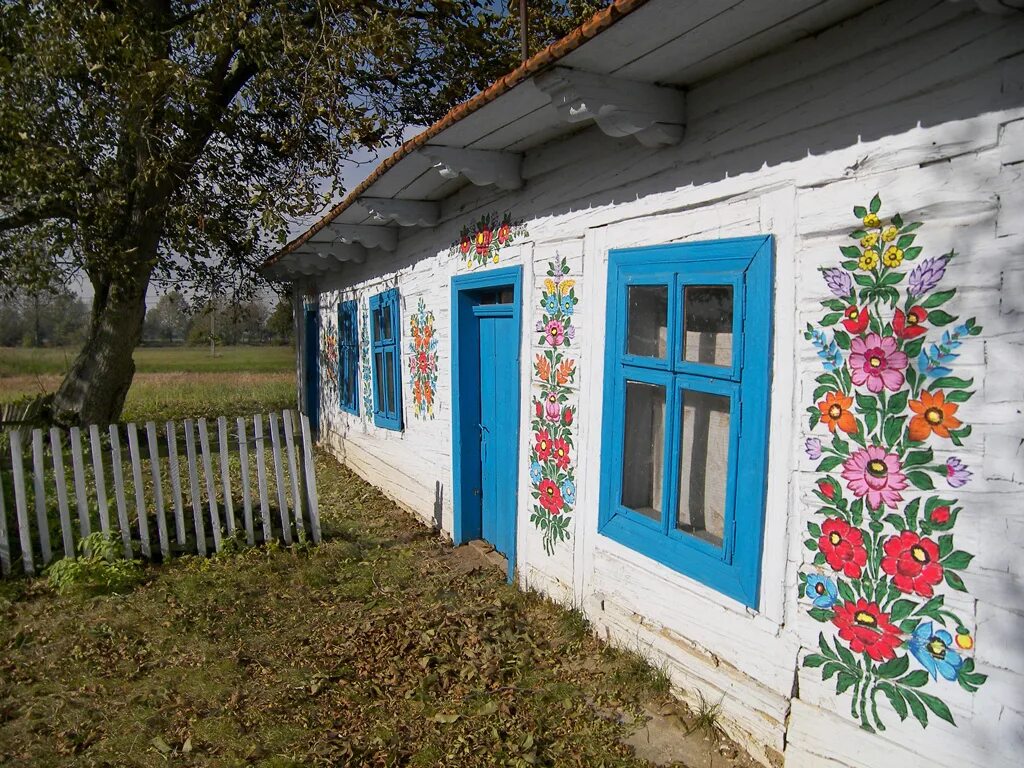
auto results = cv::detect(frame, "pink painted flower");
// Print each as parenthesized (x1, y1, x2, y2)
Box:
(849, 333, 907, 393)
(545, 319, 565, 346)
(544, 391, 561, 421)
(841, 446, 909, 510)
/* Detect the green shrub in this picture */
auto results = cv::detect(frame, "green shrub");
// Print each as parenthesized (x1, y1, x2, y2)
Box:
(46, 532, 145, 596)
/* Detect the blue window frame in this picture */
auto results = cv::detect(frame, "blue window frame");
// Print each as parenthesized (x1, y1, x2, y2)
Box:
(599, 236, 774, 608)
(369, 288, 403, 430)
(338, 300, 359, 415)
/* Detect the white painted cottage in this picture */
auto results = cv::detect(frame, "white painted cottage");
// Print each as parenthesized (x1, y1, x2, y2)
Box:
(263, 1, 1024, 765)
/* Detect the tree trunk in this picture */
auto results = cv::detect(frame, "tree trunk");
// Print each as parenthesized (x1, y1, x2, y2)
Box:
(51, 263, 153, 427)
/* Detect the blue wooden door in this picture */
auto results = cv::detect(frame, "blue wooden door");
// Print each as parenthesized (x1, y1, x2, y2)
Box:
(304, 307, 320, 438)
(476, 306, 517, 558)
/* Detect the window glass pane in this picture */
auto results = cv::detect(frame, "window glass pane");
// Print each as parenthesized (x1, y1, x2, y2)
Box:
(676, 390, 730, 547)
(374, 351, 385, 409)
(627, 285, 668, 358)
(620, 381, 666, 521)
(384, 351, 396, 414)
(380, 303, 394, 341)
(683, 285, 733, 367)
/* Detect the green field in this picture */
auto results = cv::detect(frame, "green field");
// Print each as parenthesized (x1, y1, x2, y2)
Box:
(0, 345, 296, 423)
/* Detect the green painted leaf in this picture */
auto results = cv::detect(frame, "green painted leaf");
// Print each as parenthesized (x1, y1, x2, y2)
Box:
(869, 194, 881, 214)
(889, 599, 916, 622)
(883, 415, 906, 447)
(807, 521, 822, 537)
(804, 538, 818, 551)
(899, 670, 929, 688)
(840, 245, 862, 258)
(903, 690, 928, 727)
(821, 312, 842, 326)
(849, 229, 868, 240)
(803, 653, 828, 668)
(944, 389, 974, 403)
(842, 260, 860, 270)
(876, 655, 910, 679)
(888, 390, 909, 414)
(808, 607, 834, 622)
(903, 338, 925, 359)
(905, 470, 934, 490)
(942, 550, 974, 569)
(921, 289, 956, 309)
(836, 671, 858, 694)
(896, 234, 916, 249)
(833, 330, 851, 350)
(917, 691, 956, 726)
(818, 632, 836, 659)
(931, 376, 973, 390)
(855, 392, 877, 411)
(822, 661, 844, 680)
(835, 640, 857, 669)
(854, 274, 874, 287)
(903, 449, 933, 467)
(938, 534, 954, 559)
(904, 497, 921, 530)
(945, 571, 967, 592)
(902, 246, 923, 261)
(884, 514, 906, 531)
(854, 205, 868, 218)
(817, 456, 844, 472)
(837, 579, 855, 603)
(822, 298, 847, 311)
(879, 682, 909, 721)
(928, 309, 956, 326)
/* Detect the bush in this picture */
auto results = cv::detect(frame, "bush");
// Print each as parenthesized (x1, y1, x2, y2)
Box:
(47, 532, 145, 596)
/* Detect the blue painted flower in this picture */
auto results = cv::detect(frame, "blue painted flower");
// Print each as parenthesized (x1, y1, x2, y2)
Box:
(560, 295, 575, 315)
(909, 621, 963, 681)
(544, 294, 559, 314)
(530, 462, 543, 484)
(561, 479, 576, 506)
(805, 574, 838, 609)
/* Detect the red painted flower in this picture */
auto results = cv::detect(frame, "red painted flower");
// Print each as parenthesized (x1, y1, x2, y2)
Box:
(553, 438, 571, 469)
(881, 531, 944, 597)
(842, 305, 869, 334)
(563, 408, 573, 426)
(893, 306, 928, 339)
(538, 479, 564, 515)
(416, 351, 429, 374)
(818, 480, 836, 500)
(497, 222, 511, 245)
(535, 400, 543, 418)
(818, 518, 868, 578)
(459, 235, 471, 255)
(474, 228, 492, 255)
(929, 505, 951, 525)
(831, 599, 902, 662)
(534, 430, 553, 461)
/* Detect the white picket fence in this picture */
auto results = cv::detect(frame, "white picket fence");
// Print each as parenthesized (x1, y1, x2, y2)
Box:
(0, 410, 321, 576)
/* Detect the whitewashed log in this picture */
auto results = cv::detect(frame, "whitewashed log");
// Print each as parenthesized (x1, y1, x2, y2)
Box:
(299, 413, 321, 544)
(268, 413, 292, 544)
(253, 415, 272, 543)
(146, 422, 170, 558)
(69, 427, 91, 540)
(183, 419, 207, 556)
(126, 423, 151, 559)
(89, 425, 111, 536)
(282, 410, 305, 539)
(48, 428, 75, 558)
(9, 430, 34, 574)
(237, 417, 255, 546)
(216, 416, 235, 537)
(30, 429, 51, 564)
(197, 418, 222, 551)
(165, 421, 186, 546)
(107, 424, 133, 559)
(0, 466, 9, 575)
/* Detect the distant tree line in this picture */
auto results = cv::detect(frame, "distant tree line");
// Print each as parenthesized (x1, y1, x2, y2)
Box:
(0, 288, 293, 348)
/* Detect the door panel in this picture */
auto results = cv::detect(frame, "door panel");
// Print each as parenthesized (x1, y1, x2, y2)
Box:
(304, 309, 319, 437)
(478, 311, 517, 558)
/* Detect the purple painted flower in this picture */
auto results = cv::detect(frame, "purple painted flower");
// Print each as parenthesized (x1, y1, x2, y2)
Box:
(945, 457, 972, 488)
(535, 320, 544, 332)
(822, 267, 852, 298)
(909, 256, 947, 297)
(805, 437, 823, 460)
(566, 325, 576, 340)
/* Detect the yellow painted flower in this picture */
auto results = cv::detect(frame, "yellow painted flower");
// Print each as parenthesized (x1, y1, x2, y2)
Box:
(862, 213, 880, 228)
(882, 225, 899, 242)
(492, 255, 499, 264)
(544, 278, 556, 294)
(860, 232, 879, 249)
(955, 628, 974, 651)
(559, 279, 576, 296)
(466, 259, 473, 269)
(883, 246, 904, 267)
(858, 249, 879, 270)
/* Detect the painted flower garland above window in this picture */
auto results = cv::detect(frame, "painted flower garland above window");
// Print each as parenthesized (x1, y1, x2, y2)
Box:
(408, 298, 438, 419)
(800, 194, 986, 733)
(529, 255, 578, 555)
(321, 313, 338, 391)
(449, 211, 528, 270)
(360, 302, 373, 420)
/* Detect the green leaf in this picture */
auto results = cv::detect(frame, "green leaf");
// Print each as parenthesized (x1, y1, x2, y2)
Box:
(849, 229, 868, 240)
(902, 246, 923, 261)
(822, 661, 844, 680)
(804, 538, 818, 551)
(928, 309, 957, 326)
(921, 289, 956, 309)
(942, 550, 974, 569)
(853, 274, 874, 287)
(822, 298, 847, 311)
(904, 497, 921, 530)
(878, 682, 908, 721)
(888, 390, 909, 414)
(808, 607, 834, 622)
(807, 521, 822, 537)
(835, 640, 857, 669)
(944, 389, 974, 403)
(854, 205, 868, 218)
(892, 213, 904, 228)
(931, 376, 973, 390)
(836, 671, 858, 694)
(896, 234, 916, 249)
(817, 456, 844, 472)
(917, 691, 956, 726)
(837, 579, 855, 603)
(803, 653, 828, 668)
(820, 312, 842, 326)
(884, 514, 906, 531)
(900, 222, 923, 234)
(818, 632, 836, 659)
(945, 571, 967, 592)
(876, 655, 910, 679)
(903, 449, 933, 467)
(938, 534, 954, 559)
(833, 330, 851, 350)
(840, 245, 862, 259)
(883, 415, 906, 447)
(864, 409, 879, 435)
(842, 260, 860, 270)
(905, 470, 934, 490)
(869, 194, 881, 214)
(903, 338, 925, 359)
(899, 670, 930, 688)
(888, 599, 917, 622)
(855, 392, 877, 411)
(903, 690, 929, 727)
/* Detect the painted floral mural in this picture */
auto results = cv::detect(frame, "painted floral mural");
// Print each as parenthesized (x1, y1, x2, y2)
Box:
(800, 194, 987, 732)
(361, 302, 373, 420)
(529, 255, 578, 555)
(449, 211, 528, 270)
(408, 298, 439, 419)
(321, 312, 338, 391)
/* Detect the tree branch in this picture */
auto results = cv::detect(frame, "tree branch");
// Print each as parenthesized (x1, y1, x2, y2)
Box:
(0, 200, 76, 232)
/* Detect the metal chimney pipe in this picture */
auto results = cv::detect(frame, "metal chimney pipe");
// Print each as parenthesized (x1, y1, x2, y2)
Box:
(519, 0, 529, 62)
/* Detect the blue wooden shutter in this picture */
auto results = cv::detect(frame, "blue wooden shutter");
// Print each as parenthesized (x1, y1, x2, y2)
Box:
(338, 300, 359, 414)
(370, 289, 403, 430)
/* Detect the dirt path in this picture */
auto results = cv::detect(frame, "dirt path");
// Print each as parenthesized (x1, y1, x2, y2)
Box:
(0, 451, 758, 767)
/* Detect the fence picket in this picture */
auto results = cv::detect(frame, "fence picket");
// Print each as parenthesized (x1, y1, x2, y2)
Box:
(237, 417, 255, 546)
(217, 417, 235, 537)
(282, 411, 305, 540)
(183, 420, 207, 556)
(49, 428, 75, 558)
(68, 427, 91, 540)
(299, 414, 321, 544)
(0, 466, 9, 575)
(253, 415, 272, 543)
(146, 423, 171, 558)
(89, 425, 111, 536)
(31, 429, 52, 564)
(197, 418, 222, 552)
(108, 424, 133, 559)
(165, 422, 186, 546)
(268, 413, 292, 544)
(10, 431, 34, 574)
(126, 424, 151, 559)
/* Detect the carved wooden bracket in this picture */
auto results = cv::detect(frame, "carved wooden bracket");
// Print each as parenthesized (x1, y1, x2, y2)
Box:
(360, 197, 440, 227)
(323, 223, 398, 252)
(418, 145, 524, 190)
(533, 67, 686, 148)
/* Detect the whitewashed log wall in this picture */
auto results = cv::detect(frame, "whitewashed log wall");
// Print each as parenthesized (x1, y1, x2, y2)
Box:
(308, 2, 1024, 766)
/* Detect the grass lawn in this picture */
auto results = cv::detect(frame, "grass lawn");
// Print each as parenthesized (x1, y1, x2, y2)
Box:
(0, 345, 296, 422)
(0, 455, 754, 768)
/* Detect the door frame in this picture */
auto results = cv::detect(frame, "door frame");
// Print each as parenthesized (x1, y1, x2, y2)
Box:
(451, 265, 523, 582)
